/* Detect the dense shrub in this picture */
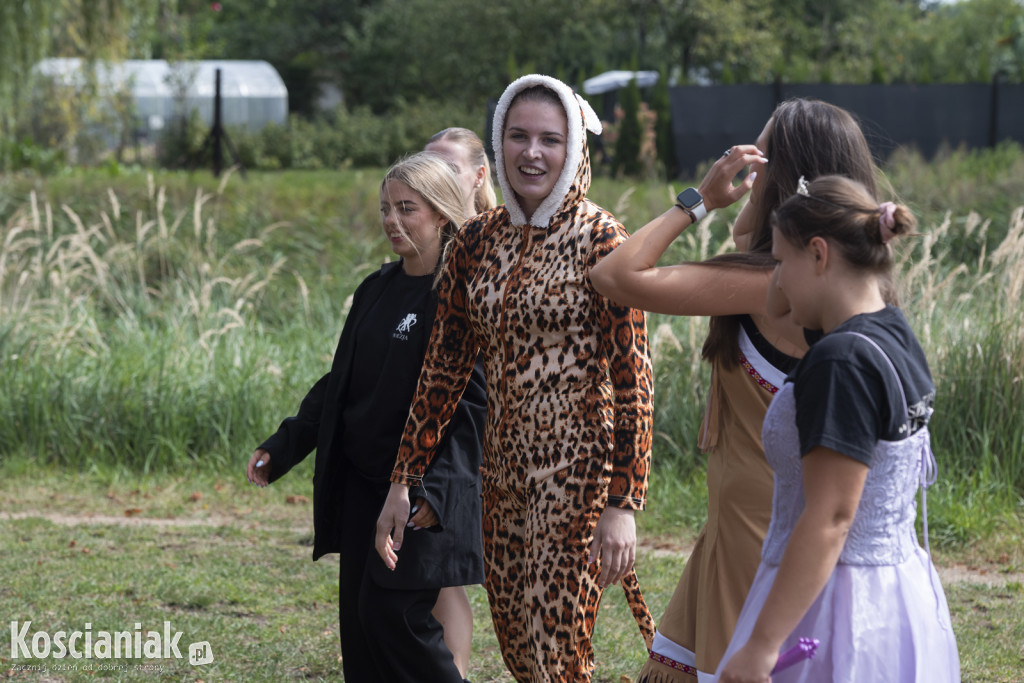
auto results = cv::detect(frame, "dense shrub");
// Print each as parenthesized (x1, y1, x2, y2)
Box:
(0, 137, 66, 174)
(612, 77, 642, 178)
(156, 97, 487, 172)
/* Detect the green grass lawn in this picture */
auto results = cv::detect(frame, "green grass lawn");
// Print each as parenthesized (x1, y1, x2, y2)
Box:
(3, 157, 1024, 681)
(2, 469, 1021, 682)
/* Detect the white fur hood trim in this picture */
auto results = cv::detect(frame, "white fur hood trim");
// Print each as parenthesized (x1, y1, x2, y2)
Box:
(491, 74, 602, 228)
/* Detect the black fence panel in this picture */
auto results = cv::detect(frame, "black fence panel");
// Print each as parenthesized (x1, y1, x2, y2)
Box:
(994, 82, 1024, 146)
(668, 83, 1024, 177)
(668, 85, 777, 176)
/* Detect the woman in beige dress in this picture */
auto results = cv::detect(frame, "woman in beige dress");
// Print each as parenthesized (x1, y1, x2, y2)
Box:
(591, 98, 879, 681)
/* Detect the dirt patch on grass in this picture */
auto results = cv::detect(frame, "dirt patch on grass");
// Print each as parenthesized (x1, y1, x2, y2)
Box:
(637, 537, 1024, 589)
(0, 509, 311, 534)
(5, 510, 1021, 589)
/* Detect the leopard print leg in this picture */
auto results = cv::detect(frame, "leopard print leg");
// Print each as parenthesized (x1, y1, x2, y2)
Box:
(482, 478, 534, 682)
(524, 466, 604, 682)
(483, 460, 608, 683)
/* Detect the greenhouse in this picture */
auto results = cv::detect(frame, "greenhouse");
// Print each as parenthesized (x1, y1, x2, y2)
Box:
(32, 58, 289, 138)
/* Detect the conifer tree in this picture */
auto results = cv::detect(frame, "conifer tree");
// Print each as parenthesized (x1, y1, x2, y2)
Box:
(612, 73, 642, 178)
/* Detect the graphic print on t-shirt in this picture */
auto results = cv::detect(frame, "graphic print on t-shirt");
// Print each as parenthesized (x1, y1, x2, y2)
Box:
(393, 313, 418, 340)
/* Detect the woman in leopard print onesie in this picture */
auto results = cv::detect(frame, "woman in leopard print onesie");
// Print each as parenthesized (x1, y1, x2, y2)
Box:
(375, 74, 655, 682)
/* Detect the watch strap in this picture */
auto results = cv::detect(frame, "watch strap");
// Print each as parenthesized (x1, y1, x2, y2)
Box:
(675, 203, 697, 223)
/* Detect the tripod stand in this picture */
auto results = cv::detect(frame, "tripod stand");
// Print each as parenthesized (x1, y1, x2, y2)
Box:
(191, 68, 246, 178)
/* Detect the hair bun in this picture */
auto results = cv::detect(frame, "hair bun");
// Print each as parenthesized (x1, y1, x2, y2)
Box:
(878, 202, 898, 244)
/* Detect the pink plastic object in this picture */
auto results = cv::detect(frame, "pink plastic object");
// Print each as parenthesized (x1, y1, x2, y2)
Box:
(771, 637, 820, 674)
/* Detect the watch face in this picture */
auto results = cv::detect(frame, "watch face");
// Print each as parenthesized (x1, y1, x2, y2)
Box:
(678, 187, 703, 209)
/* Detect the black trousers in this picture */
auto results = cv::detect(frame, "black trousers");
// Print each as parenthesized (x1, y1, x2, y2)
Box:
(337, 471, 464, 683)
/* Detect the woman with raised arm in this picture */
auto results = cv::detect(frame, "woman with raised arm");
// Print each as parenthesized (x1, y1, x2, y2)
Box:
(591, 99, 880, 682)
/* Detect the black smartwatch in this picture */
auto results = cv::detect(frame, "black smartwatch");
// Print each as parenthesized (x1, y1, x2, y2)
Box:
(675, 187, 707, 223)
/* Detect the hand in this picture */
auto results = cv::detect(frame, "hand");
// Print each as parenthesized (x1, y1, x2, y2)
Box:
(588, 507, 636, 588)
(407, 497, 438, 530)
(697, 144, 768, 213)
(375, 483, 411, 569)
(717, 640, 777, 683)
(247, 449, 271, 487)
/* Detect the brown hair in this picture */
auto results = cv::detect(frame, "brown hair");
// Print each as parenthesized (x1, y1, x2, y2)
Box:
(771, 175, 916, 299)
(508, 84, 563, 112)
(702, 98, 881, 366)
(427, 127, 498, 213)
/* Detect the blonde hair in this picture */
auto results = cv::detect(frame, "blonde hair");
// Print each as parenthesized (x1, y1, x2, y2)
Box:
(427, 127, 497, 214)
(380, 151, 467, 287)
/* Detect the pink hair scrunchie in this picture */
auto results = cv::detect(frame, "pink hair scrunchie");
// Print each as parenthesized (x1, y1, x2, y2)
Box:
(878, 202, 898, 244)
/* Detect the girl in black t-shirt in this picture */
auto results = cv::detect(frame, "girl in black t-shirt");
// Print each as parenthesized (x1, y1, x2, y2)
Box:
(246, 152, 486, 683)
(717, 176, 959, 681)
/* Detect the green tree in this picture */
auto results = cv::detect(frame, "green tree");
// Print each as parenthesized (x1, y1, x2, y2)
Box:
(612, 74, 642, 177)
(1, 0, 159, 170)
(650, 67, 677, 179)
(339, 0, 647, 113)
(1, 1, 57, 146)
(182, 0, 363, 116)
(998, 15, 1024, 81)
(914, 0, 1024, 83)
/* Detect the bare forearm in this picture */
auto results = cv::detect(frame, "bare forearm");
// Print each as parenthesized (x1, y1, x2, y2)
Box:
(590, 207, 690, 300)
(747, 512, 850, 653)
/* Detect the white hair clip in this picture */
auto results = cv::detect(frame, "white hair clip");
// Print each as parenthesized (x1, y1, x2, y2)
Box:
(796, 175, 810, 197)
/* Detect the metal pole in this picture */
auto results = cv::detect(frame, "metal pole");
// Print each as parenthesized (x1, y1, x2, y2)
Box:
(213, 68, 223, 176)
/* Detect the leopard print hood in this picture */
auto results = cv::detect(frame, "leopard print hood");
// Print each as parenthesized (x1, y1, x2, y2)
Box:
(491, 74, 603, 228)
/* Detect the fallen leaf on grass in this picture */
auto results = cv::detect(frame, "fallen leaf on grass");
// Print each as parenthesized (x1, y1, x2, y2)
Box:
(286, 495, 310, 505)
(124, 508, 143, 517)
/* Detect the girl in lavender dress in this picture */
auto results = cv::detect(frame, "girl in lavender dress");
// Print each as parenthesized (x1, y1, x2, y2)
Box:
(715, 175, 959, 682)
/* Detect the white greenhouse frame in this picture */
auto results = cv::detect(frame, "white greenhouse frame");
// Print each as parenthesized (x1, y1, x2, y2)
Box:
(33, 58, 289, 139)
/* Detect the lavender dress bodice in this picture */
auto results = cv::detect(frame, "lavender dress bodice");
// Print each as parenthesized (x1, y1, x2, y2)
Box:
(760, 383, 934, 566)
(715, 332, 959, 683)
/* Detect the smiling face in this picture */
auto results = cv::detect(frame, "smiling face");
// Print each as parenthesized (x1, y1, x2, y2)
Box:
(501, 98, 568, 220)
(379, 179, 444, 276)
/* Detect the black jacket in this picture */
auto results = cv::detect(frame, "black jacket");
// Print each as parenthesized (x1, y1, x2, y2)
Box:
(259, 261, 486, 588)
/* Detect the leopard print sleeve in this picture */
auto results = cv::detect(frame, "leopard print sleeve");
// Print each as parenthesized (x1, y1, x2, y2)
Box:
(390, 225, 480, 487)
(586, 210, 654, 509)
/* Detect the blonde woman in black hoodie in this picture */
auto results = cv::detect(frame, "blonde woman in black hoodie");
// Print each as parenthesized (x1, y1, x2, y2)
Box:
(248, 152, 485, 683)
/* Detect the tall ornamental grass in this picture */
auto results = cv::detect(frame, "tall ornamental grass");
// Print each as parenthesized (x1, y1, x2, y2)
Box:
(1, 160, 1022, 547)
(643, 203, 1024, 545)
(900, 208, 1024, 545)
(0, 172, 369, 471)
